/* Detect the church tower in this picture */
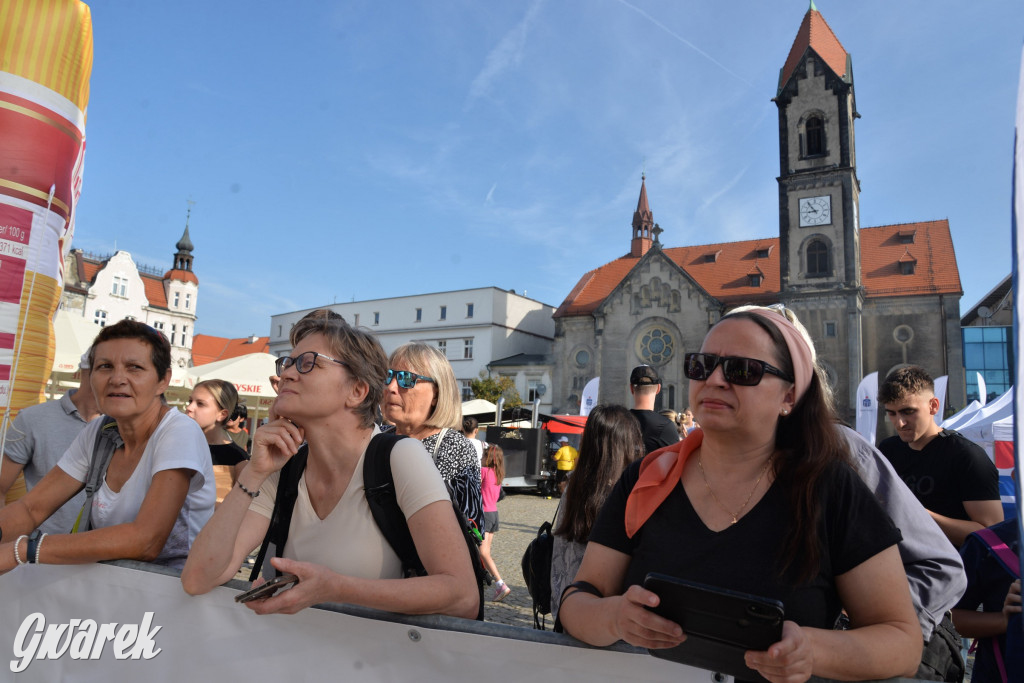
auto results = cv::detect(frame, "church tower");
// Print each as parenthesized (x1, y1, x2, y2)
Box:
(630, 174, 653, 257)
(774, 3, 863, 403)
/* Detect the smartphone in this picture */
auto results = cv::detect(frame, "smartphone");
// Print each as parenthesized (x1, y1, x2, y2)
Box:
(234, 573, 300, 604)
(642, 573, 784, 682)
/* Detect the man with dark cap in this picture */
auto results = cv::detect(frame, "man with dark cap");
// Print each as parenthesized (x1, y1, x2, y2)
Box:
(629, 364, 680, 454)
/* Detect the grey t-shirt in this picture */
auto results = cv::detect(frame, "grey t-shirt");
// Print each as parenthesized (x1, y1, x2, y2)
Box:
(4, 391, 94, 534)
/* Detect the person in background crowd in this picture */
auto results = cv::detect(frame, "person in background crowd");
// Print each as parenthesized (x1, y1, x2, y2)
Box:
(0, 320, 215, 571)
(0, 349, 101, 534)
(186, 379, 249, 503)
(550, 404, 642, 622)
(226, 402, 250, 452)
(382, 342, 483, 533)
(553, 436, 578, 495)
(480, 443, 510, 602)
(181, 313, 477, 619)
(461, 415, 484, 467)
(878, 366, 1003, 547)
(952, 518, 1021, 683)
(679, 407, 698, 437)
(559, 306, 921, 682)
(628, 365, 680, 453)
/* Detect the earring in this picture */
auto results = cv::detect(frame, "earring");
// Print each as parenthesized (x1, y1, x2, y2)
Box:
(780, 409, 789, 416)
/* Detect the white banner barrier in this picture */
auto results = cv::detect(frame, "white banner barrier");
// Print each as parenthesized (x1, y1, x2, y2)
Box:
(0, 562, 701, 682)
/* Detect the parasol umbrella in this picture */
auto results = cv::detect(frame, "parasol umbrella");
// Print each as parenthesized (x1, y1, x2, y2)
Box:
(51, 309, 98, 373)
(187, 353, 280, 425)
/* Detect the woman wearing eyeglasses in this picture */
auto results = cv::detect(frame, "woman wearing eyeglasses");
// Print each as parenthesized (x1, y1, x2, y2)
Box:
(181, 313, 479, 619)
(558, 306, 921, 682)
(382, 343, 484, 543)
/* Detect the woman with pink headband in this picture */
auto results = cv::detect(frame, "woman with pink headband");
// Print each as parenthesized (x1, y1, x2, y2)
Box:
(558, 306, 921, 682)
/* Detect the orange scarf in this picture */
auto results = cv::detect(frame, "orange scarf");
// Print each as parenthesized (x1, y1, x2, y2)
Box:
(624, 429, 703, 538)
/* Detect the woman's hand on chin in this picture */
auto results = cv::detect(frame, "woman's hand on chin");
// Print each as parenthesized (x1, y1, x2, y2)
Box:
(612, 584, 686, 650)
(249, 418, 305, 477)
(242, 557, 335, 616)
(744, 620, 813, 683)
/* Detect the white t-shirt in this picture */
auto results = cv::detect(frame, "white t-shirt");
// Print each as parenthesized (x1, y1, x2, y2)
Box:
(467, 437, 484, 467)
(58, 409, 215, 568)
(250, 430, 451, 580)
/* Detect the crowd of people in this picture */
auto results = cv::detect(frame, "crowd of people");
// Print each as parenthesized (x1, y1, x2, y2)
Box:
(0, 306, 1020, 683)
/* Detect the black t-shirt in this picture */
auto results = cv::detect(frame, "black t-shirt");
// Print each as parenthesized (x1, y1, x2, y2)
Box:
(589, 458, 902, 629)
(210, 442, 248, 467)
(878, 429, 1000, 521)
(629, 409, 680, 454)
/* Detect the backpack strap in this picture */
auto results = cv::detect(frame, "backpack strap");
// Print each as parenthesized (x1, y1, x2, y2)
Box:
(362, 433, 426, 576)
(249, 444, 309, 581)
(973, 527, 1021, 578)
(71, 416, 121, 534)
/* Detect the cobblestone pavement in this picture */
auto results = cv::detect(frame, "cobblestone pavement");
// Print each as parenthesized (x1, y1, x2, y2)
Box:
(482, 490, 560, 629)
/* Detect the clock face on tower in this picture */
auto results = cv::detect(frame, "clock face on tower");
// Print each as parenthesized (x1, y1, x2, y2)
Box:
(799, 195, 832, 227)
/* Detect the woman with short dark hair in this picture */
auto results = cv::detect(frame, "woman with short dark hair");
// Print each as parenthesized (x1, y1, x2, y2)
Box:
(0, 319, 214, 571)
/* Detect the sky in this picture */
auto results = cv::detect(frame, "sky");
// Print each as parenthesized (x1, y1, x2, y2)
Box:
(71, 1, 1024, 339)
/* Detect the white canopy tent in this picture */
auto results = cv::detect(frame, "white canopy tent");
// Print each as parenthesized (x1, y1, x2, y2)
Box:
(187, 353, 279, 424)
(51, 309, 97, 373)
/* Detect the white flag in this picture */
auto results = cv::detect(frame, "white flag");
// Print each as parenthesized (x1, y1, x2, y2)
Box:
(854, 372, 878, 445)
(933, 375, 948, 426)
(976, 372, 987, 407)
(580, 377, 600, 417)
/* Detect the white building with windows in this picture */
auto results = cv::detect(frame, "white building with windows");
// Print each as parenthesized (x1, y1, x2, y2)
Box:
(61, 223, 199, 370)
(269, 288, 555, 409)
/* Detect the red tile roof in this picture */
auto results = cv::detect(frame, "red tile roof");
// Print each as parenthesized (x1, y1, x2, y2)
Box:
(192, 335, 270, 366)
(164, 268, 199, 284)
(554, 220, 961, 317)
(779, 8, 849, 92)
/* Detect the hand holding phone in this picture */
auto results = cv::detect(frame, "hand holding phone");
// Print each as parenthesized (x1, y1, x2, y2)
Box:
(234, 573, 300, 603)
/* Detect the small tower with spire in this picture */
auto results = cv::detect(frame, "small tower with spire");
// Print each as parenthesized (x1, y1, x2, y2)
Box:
(174, 204, 195, 272)
(630, 174, 654, 257)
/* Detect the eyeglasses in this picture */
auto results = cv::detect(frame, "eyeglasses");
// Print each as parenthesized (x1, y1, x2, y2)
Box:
(275, 351, 348, 376)
(683, 352, 794, 386)
(385, 369, 436, 389)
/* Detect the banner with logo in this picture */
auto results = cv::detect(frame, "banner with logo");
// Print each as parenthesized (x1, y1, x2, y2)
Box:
(0, 563, 696, 682)
(854, 371, 878, 445)
(0, 0, 92, 426)
(580, 377, 599, 417)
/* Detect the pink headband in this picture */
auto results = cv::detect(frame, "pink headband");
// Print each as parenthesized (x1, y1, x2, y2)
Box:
(738, 308, 814, 405)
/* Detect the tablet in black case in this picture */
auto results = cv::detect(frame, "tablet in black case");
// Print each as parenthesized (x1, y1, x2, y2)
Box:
(642, 573, 784, 682)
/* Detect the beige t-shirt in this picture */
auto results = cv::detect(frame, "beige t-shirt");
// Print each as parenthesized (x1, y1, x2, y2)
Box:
(250, 433, 450, 580)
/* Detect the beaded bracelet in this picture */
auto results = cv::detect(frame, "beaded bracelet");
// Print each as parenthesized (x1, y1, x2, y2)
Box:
(33, 533, 46, 565)
(13, 535, 27, 566)
(236, 479, 260, 499)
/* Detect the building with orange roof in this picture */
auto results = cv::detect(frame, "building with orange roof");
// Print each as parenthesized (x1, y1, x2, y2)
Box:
(60, 213, 199, 371)
(191, 334, 269, 366)
(552, 5, 964, 428)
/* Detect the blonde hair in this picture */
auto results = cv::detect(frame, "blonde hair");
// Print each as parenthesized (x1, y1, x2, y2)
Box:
(193, 379, 238, 426)
(388, 342, 462, 430)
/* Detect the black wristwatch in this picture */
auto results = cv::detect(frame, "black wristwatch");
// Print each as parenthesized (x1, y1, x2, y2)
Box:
(26, 529, 42, 564)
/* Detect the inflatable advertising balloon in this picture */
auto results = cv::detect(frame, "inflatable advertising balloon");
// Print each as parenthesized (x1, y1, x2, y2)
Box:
(0, 0, 93, 497)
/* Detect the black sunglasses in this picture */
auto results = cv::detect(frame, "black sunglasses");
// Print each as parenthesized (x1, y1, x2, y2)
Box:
(684, 352, 794, 386)
(385, 369, 436, 389)
(275, 351, 348, 376)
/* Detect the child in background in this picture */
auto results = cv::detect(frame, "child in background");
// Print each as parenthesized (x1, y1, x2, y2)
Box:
(481, 443, 510, 602)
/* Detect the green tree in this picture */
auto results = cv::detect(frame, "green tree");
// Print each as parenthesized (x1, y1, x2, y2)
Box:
(470, 373, 522, 408)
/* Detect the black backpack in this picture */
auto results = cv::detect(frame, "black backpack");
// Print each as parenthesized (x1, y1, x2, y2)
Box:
(520, 506, 558, 629)
(250, 432, 487, 620)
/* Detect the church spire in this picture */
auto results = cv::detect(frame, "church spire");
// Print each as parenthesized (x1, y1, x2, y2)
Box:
(173, 203, 195, 272)
(630, 173, 654, 258)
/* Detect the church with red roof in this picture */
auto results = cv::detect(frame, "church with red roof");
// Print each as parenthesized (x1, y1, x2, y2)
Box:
(552, 4, 964, 423)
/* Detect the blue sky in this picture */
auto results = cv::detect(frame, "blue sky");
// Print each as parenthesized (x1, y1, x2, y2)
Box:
(72, 1, 1024, 339)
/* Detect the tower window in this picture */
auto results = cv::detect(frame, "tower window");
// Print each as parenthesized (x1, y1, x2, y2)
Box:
(807, 240, 830, 277)
(805, 116, 825, 157)
(185, 293, 191, 310)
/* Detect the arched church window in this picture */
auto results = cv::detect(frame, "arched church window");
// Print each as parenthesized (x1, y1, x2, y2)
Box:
(805, 116, 825, 157)
(807, 240, 830, 277)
